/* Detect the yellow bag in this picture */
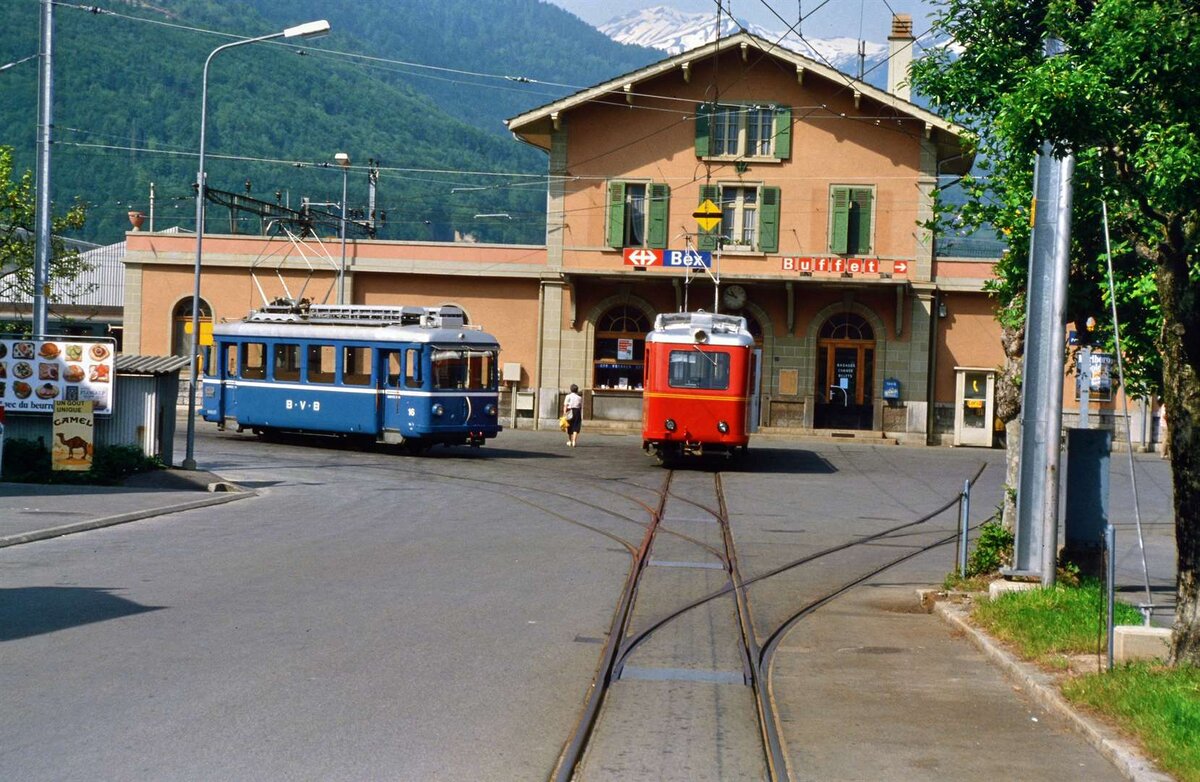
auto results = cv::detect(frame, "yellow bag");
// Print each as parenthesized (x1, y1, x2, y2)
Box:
(559, 416, 570, 431)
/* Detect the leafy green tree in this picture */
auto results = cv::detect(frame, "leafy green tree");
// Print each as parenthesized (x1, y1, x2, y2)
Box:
(0, 146, 89, 306)
(911, 0, 1200, 664)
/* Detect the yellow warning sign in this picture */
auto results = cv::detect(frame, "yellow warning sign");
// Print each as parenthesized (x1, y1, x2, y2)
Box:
(692, 199, 722, 232)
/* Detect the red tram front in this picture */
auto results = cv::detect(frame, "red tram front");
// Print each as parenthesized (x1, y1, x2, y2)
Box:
(641, 312, 759, 463)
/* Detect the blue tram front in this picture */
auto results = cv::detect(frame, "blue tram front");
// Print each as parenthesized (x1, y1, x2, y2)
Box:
(201, 304, 501, 451)
(641, 312, 759, 462)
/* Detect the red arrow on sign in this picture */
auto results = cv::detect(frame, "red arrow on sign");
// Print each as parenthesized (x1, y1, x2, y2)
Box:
(893, 260, 909, 275)
(624, 248, 662, 267)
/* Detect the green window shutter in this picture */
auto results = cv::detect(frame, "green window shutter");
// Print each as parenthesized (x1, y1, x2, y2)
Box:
(647, 183, 670, 249)
(695, 103, 711, 157)
(697, 184, 719, 251)
(773, 107, 791, 160)
(607, 181, 626, 249)
(758, 187, 780, 253)
(852, 187, 873, 254)
(830, 187, 850, 254)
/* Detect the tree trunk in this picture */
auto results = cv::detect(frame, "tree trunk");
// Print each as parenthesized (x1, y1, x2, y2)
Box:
(995, 323, 1024, 531)
(1158, 253, 1200, 666)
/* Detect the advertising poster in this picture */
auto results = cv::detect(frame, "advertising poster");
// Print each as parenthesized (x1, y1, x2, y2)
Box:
(617, 338, 634, 361)
(0, 337, 114, 414)
(52, 400, 94, 472)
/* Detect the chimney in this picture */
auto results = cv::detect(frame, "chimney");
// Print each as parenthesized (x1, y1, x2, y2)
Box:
(887, 13, 914, 101)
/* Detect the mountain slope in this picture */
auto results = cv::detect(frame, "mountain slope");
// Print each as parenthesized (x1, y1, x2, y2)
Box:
(0, 0, 660, 245)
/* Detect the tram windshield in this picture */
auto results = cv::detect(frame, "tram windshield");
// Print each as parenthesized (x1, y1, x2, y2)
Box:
(668, 349, 731, 390)
(431, 348, 497, 390)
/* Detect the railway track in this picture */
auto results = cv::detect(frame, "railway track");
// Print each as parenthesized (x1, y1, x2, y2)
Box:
(551, 463, 989, 782)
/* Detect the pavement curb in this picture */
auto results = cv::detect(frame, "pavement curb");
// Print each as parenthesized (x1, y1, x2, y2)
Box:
(0, 487, 255, 549)
(932, 599, 1174, 782)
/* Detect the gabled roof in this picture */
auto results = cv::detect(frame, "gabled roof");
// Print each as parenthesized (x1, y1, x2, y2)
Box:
(506, 30, 967, 161)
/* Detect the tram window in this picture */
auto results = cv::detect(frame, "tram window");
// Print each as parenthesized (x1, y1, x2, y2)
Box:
(224, 343, 237, 378)
(385, 351, 402, 386)
(342, 346, 373, 386)
(242, 342, 266, 380)
(405, 349, 423, 389)
(307, 344, 335, 384)
(273, 343, 301, 381)
(432, 349, 467, 389)
(668, 350, 730, 390)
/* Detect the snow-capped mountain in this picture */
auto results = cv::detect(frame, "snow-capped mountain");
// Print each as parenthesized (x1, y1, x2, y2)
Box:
(598, 6, 887, 85)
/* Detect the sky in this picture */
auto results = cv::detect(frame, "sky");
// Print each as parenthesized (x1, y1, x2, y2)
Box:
(547, 0, 940, 44)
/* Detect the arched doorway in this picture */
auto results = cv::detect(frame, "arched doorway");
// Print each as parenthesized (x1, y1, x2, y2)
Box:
(814, 312, 875, 430)
(172, 298, 213, 357)
(592, 304, 651, 391)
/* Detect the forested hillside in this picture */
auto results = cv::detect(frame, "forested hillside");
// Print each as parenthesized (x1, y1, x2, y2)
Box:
(0, 0, 659, 245)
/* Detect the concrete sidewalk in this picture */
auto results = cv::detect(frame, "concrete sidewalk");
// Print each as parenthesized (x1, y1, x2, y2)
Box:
(0, 469, 251, 548)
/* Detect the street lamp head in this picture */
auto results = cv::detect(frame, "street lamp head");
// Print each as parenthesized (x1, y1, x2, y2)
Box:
(334, 152, 351, 167)
(283, 19, 331, 39)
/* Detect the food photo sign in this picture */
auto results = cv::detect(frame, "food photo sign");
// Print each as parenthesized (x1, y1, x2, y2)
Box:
(0, 337, 115, 414)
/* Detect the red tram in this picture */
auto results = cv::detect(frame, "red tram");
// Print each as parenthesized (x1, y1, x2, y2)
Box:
(641, 311, 760, 463)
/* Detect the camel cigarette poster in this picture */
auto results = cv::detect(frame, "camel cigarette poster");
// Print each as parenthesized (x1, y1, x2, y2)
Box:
(0, 337, 114, 414)
(53, 400, 94, 471)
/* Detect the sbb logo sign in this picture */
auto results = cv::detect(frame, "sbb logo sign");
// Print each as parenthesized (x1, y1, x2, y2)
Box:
(624, 248, 662, 267)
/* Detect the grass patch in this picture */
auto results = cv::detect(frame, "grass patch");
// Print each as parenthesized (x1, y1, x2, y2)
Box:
(1063, 663, 1200, 782)
(972, 579, 1143, 661)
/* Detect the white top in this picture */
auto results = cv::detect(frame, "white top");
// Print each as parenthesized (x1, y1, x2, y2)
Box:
(564, 392, 583, 411)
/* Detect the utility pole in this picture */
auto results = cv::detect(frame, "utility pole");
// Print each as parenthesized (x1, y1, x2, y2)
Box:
(1010, 40, 1076, 586)
(32, 0, 54, 338)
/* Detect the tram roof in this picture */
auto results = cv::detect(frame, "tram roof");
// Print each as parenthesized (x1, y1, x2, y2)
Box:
(647, 311, 754, 347)
(212, 320, 499, 346)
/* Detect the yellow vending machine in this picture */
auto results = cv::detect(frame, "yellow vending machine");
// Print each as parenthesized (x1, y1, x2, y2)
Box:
(953, 367, 996, 447)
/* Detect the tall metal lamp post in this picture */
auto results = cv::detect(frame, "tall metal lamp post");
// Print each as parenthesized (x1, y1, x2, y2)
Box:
(335, 151, 350, 304)
(184, 19, 330, 471)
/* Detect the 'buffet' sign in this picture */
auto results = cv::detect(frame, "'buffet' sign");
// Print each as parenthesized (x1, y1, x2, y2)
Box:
(0, 337, 115, 414)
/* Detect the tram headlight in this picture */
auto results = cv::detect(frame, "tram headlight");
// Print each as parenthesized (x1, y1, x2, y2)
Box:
(717, 420, 730, 434)
(484, 403, 497, 417)
(432, 403, 445, 417)
(665, 418, 677, 432)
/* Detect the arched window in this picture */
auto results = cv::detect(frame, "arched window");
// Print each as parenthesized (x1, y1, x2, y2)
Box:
(818, 312, 874, 341)
(594, 305, 651, 391)
(172, 298, 213, 357)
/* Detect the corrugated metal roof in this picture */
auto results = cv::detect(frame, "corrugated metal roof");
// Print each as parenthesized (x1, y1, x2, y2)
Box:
(115, 354, 191, 375)
(5, 239, 126, 308)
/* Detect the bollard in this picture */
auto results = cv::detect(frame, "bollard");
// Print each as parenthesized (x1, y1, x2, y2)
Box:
(1105, 524, 1116, 672)
(958, 479, 971, 578)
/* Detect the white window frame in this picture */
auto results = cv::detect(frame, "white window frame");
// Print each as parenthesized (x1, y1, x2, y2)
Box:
(720, 184, 760, 251)
(623, 181, 650, 247)
(711, 105, 776, 159)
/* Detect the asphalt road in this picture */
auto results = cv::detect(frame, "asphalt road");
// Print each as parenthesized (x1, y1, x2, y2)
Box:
(0, 423, 1176, 780)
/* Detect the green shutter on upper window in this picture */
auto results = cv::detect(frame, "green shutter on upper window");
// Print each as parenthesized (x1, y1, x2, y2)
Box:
(647, 183, 670, 249)
(695, 103, 711, 157)
(607, 181, 626, 249)
(697, 184, 720, 251)
(773, 107, 791, 160)
(758, 187, 780, 253)
(852, 188, 873, 253)
(830, 187, 850, 254)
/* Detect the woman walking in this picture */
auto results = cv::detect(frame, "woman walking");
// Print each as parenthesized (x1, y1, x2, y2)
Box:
(563, 384, 583, 447)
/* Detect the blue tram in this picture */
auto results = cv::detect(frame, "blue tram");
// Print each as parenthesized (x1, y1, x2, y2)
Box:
(201, 303, 501, 452)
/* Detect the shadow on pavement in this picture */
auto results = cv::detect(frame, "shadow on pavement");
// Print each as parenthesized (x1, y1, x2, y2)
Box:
(0, 587, 163, 641)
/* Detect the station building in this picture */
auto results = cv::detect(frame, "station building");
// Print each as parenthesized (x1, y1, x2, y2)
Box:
(120, 22, 1068, 446)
